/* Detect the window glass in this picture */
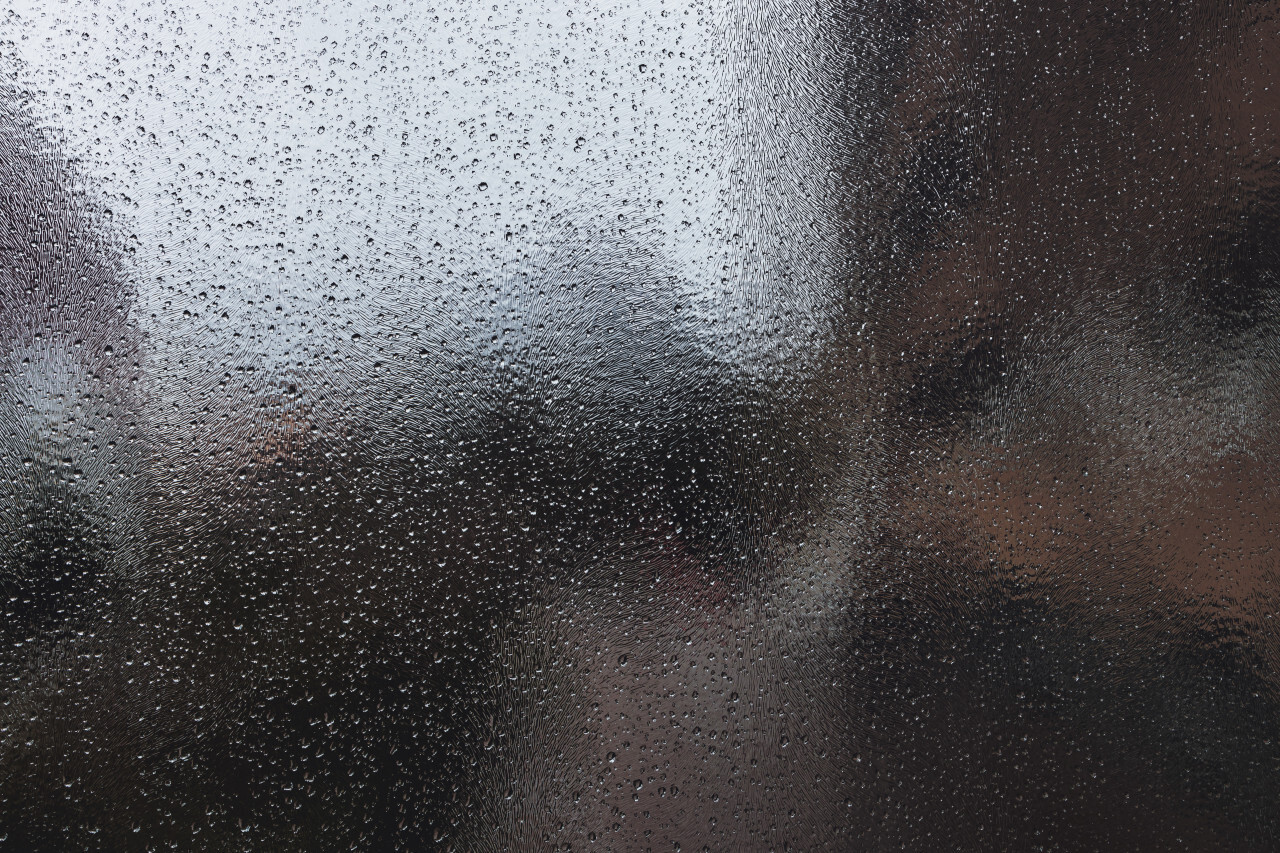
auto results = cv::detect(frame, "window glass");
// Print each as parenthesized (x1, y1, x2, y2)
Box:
(3, 1, 1278, 848)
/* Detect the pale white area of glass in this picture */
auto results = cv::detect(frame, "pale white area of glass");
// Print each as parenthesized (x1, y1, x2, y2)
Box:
(6, 0, 856, 380)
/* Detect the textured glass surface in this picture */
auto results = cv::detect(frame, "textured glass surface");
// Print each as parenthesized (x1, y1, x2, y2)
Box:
(2, 1, 1278, 849)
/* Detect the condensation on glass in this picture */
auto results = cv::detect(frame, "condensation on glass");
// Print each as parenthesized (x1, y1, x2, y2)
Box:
(2, 1, 1278, 849)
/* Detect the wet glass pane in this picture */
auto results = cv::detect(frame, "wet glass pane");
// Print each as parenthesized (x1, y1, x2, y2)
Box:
(3, 1, 1278, 849)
